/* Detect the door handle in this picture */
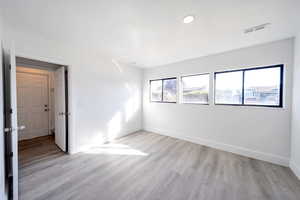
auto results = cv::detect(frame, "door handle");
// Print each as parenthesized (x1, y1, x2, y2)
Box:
(4, 128, 12, 133)
(4, 126, 26, 133)
(18, 125, 26, 131)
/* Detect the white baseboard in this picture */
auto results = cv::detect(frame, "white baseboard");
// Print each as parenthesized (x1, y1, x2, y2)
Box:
(145, 127, 289, 167)
(290, 160, 300, 180)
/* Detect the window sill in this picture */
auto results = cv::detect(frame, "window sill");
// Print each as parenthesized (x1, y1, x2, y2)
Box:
(214, 103, 283, 108)
(150, 101, 177, 104)
(181, 103, 209, 105)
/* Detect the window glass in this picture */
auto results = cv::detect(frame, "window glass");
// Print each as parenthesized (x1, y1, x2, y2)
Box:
(150, 80, 162, 102)
(244, 67, 281, 106)
(215, 71, 243, 104)
(181, 74, 209, 104)
(163, 79, 177, 102)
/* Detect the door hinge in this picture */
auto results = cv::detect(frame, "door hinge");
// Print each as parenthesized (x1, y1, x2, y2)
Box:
(7, 173, 13, 178)
(9, 152, 13, 157)
(10, 109, 13, 114)
(9, 64, 11, 70)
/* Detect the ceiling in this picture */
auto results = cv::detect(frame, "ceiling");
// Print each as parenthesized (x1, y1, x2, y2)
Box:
(2, 0, 300, 67)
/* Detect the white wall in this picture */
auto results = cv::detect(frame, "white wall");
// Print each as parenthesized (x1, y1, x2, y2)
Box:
(143, 39, 294, 166)
(4, 26, 143, 153)
(291, 32, 300, 179)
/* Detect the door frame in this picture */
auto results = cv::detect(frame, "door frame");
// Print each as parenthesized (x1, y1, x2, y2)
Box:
(13, 56, 72, 154)
(64, 69, 69, 153)
(3, 49, 14, 200)
(16, 68, 52, 138)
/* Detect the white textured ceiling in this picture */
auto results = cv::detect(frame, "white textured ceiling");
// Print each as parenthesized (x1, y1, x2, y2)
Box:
(2, 0, 300, 67)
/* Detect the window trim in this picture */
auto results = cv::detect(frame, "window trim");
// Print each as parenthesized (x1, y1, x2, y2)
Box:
(150, 77, 177, 103)
(180, 73, 210, 105)
(214, 64, 284, 108)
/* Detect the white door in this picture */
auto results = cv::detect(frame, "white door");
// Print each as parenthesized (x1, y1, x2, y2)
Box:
(10, 47, 19, 200)
(54, 67, 66, 151)
(3, 44, 19, 200)
(17, 72, 49, 141)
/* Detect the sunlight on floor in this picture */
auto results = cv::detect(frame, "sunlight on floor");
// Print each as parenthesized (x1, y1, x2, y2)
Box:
(84, 143, 148, 156)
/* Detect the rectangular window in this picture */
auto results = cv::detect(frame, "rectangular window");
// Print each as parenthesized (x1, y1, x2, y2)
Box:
(244, 67, 282, 106)
(215, 71, 243, 105)
(163, 78, 177, 102)
(150, 78, 177, 103)
(215, 65, 283, 107)
(181, 74, 210, 104)
(150, 80, 162, 102)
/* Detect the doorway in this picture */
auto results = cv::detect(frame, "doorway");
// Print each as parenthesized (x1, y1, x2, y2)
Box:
(15, 57, 69, 157)
(2, 53, 70, 200)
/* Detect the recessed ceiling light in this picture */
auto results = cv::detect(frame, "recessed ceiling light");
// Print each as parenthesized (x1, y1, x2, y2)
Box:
(183, 15, 195, 24)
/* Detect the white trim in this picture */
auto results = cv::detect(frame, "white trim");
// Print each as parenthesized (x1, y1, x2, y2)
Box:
(290, 160, 300, 180)
(145, 127, 289, 167)
(14, 54, 75, 155)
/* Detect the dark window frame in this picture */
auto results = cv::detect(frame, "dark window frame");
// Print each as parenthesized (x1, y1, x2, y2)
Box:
(214, 64, 284, 108)
(181, 73, 210, 105)
(150, 77, 177, 103)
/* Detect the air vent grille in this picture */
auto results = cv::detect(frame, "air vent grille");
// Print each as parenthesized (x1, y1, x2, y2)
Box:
(244, 23, 271, 34)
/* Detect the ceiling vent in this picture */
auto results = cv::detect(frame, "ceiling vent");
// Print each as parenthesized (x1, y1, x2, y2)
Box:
(244, 23, 271, 34)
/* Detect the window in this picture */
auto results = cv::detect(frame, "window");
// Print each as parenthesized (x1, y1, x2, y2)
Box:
(244, 67, 282, 106)
(163, 78, 177, 102)
(215, 65, 283, 107)
(215, 71, 243, 105)
(181, 74, 210, 104)
(150, 78, 177, 103)
(150, 80, 162, 102)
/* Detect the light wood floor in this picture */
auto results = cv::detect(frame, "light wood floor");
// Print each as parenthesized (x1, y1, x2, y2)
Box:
(19, 132, 300, 200)
(19, 135, 63, 167)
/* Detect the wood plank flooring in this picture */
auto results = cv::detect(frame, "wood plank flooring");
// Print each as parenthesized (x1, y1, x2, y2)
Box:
(19, 131, 300, 200)
(19, 135, 63, 167)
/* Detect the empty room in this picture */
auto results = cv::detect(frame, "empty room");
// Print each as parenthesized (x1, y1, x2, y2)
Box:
(0, 0, 300, 200)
